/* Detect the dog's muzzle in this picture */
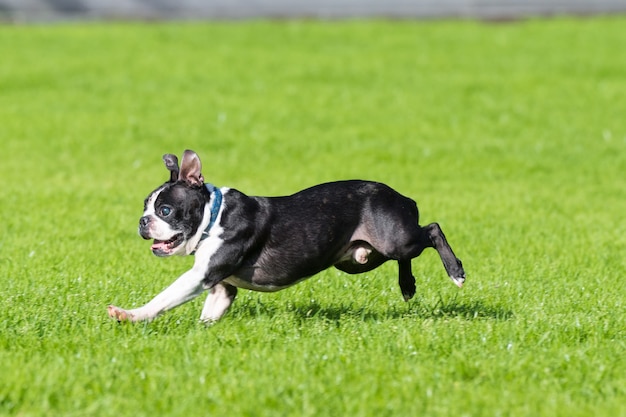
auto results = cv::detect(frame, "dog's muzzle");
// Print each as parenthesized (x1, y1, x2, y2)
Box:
(139, 216, 152, 240)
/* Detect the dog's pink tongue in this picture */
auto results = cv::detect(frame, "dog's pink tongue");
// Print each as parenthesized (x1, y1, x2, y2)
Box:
(151, 241, 168, 251)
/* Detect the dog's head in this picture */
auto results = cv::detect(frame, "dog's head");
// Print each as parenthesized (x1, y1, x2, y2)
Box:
(139, 150, 210, 257)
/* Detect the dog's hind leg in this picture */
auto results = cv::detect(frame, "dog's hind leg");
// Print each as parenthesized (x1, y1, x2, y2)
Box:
(412, 223, 465, 288)
(200, 282, 238, 323)
(398, 259, 416, 301)
(379, 222, 465, 297)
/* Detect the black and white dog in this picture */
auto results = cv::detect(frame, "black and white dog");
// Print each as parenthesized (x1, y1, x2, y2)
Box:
(108, 150, 465, 323)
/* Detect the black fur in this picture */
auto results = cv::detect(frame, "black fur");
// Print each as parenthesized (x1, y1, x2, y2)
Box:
(196, 180, 465, 297)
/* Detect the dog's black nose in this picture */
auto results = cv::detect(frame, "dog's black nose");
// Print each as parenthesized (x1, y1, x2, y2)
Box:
(139, 216, 150, 228)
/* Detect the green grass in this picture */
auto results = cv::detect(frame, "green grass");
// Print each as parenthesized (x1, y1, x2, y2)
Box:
(1, 17, 625, 416)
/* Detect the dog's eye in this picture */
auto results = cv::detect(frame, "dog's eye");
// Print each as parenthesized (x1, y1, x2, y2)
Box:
(159, 206, 172, 217)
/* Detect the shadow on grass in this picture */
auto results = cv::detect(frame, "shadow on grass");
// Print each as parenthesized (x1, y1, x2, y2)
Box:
(235, 296, 514, 323)
(407, 297, 515, 321)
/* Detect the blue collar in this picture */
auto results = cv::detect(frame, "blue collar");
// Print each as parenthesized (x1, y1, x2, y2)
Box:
(193, 183, 222, 253)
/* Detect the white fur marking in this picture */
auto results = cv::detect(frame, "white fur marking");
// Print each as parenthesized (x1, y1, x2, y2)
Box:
(142, 186, 179, 242)
(200, 283, 235, 322)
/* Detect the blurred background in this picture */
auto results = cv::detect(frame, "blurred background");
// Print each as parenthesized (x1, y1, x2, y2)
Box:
(2, 0, 626, 22)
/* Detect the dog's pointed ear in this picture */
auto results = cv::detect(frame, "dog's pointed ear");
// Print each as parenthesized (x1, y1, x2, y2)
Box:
(163, 154, 179, 182)
(179, 150, 204, 186)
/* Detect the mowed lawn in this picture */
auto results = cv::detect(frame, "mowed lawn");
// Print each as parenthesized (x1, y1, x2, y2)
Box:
(0, 17, 625, 416)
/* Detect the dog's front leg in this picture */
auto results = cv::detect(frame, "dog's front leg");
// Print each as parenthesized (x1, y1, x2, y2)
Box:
(108, 268, 207, 322)
(200, 282, 238, 323)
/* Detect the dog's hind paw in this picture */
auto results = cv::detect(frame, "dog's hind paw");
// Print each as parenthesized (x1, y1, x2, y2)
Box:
(401, 289, 415, 302)
(399, 277, 416, 302)
(450, 273, 466, 288)
(108, 305, 133, 322)
(449, 258, 465, 288)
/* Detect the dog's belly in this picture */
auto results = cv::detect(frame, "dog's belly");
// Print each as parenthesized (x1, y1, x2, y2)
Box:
(224, 254, 333, 292)
(223, 275, 305, 292)
(223, 240, 386, 292)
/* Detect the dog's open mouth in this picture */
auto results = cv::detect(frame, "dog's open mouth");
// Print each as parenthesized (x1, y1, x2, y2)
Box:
(151, 233, 184, 255)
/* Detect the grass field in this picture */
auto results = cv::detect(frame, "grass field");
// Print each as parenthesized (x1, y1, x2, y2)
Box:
(1, 17, 625, 416)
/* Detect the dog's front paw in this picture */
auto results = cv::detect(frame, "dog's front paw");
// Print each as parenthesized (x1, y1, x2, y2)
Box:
(108, 305, 134, 322)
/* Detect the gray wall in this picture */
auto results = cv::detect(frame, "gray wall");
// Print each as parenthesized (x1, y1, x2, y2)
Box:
(1, 0, 626, 22)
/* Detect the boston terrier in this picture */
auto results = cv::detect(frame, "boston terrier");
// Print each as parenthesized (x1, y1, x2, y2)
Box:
(108, 150, 465, 323)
